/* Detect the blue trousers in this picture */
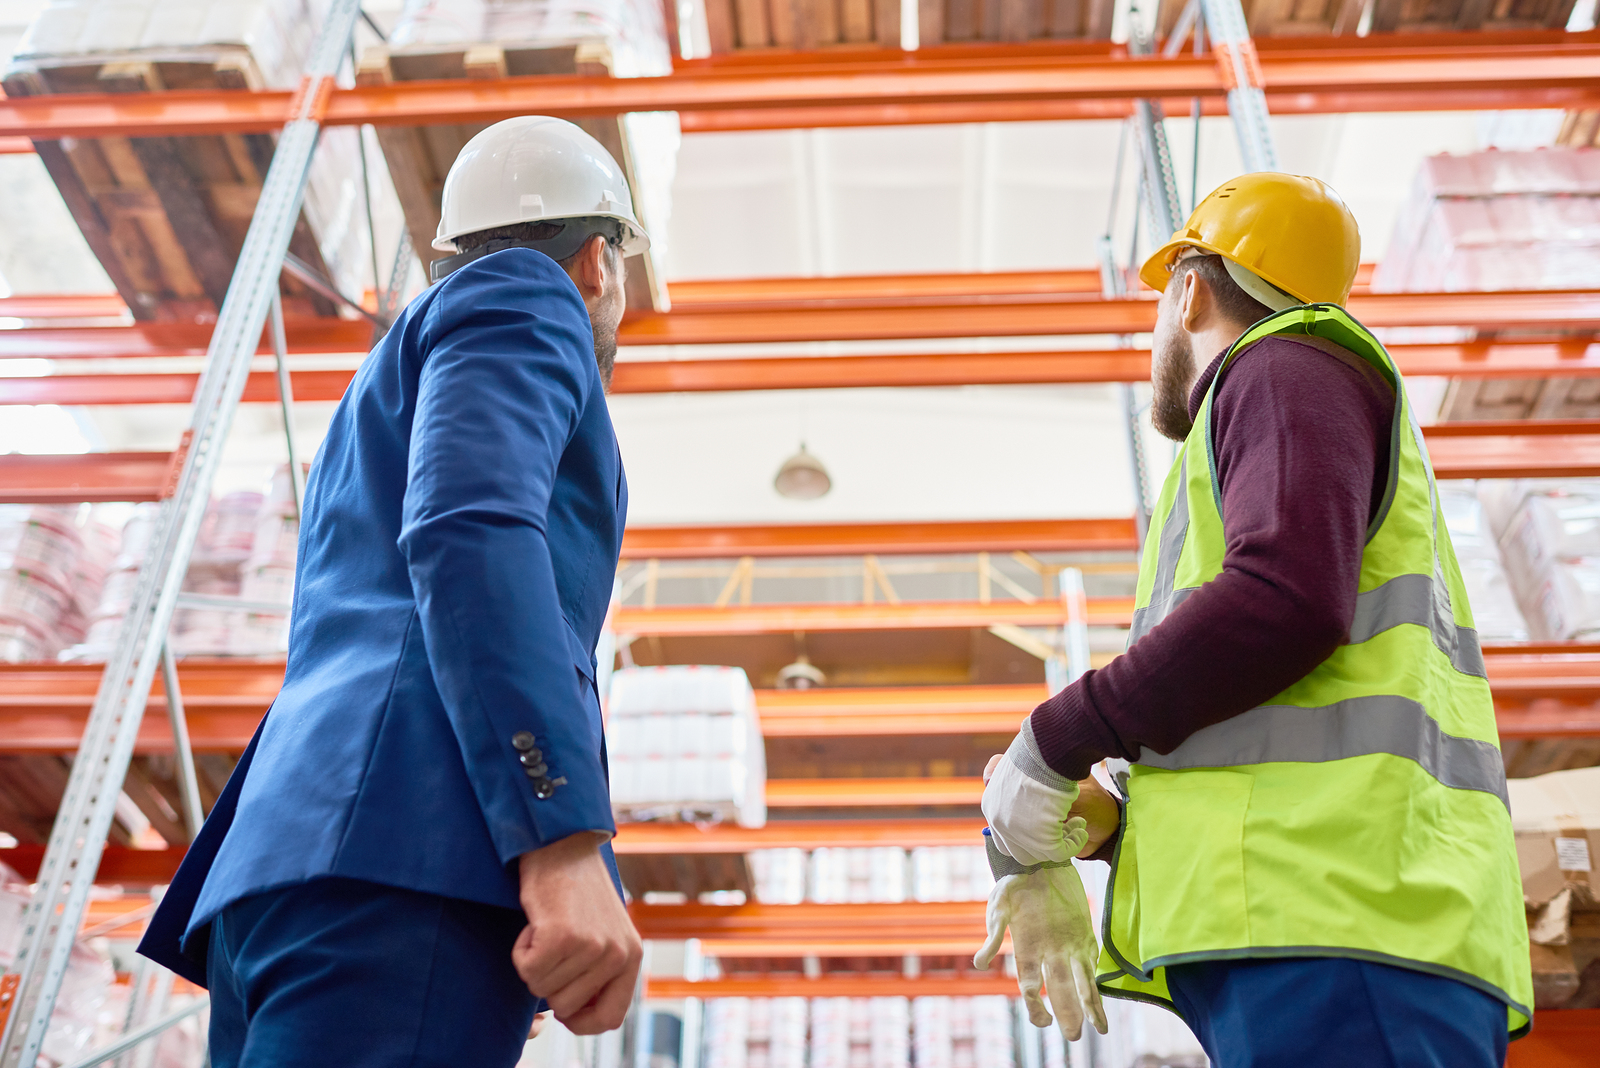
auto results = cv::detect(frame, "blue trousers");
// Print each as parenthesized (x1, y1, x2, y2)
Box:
(1164, 957, 1509, 1068)
(206, 877, 537, 1068)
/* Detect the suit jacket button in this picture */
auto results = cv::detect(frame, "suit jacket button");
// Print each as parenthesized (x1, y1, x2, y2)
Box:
(519, 749, 545, 767)
(523, 762, 549, 778)
(511, 731, 536, 752)
(533, 777, 556, 800)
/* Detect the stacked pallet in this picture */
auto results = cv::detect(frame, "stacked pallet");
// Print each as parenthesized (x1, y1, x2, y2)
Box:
(703, 0, 903, 50)
(919, 0, 1113, 44)
(1369, 0, 1578, 32)
(3, 0, 369, 324)
(358, 0, 678, 312)
(1156, 0, 1361, 37)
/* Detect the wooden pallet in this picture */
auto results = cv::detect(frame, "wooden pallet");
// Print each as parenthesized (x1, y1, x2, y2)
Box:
(356, 40, 667, 314)
(1560, 109, 1600, 151)
(1369, 0, 1578, 32)
(1157, 0, 1362, 37)
(2, 52, 343, 324)
(615, 849, 755, 897)
(705, 0, 903, 50)
(919, 0, 1114, 44)
(1441, 376, 1600, 422)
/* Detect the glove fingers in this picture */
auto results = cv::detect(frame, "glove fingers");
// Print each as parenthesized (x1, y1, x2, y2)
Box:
(1016, 955, 1054, 1029)
(1072, 954, 1109, 1037)
(1043, 958, 1085, 1043)
(973, 882, 1010, 970)
(1062, 816, 1089, 858)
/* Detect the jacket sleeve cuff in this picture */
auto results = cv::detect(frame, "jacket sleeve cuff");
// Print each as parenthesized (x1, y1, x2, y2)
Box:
(1027, 676, 1123, 781)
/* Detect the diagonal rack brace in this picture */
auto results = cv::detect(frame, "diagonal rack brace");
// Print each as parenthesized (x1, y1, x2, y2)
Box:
(0, 1, 365, 1064)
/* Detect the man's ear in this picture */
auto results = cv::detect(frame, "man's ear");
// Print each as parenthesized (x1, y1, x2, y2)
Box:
(1179, 269, 1207, 332)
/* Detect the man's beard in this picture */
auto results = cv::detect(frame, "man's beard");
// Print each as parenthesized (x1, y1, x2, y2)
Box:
(591, 299, 622, 391)
(1150, 328, 1198, 442)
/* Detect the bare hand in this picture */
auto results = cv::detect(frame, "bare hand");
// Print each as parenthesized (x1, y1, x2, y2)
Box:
(514, 834, 642, 1034)
(982, 755, 1119, 859)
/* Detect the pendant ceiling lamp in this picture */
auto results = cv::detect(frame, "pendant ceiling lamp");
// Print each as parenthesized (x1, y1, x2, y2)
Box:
(774, 444, 831, 500)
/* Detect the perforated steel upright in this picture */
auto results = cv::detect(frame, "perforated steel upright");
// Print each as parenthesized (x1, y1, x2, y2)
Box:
(0, 2, 365, 1063)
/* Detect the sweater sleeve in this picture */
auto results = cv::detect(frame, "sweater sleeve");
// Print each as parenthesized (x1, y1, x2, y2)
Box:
(1029, 337, 1392, 782)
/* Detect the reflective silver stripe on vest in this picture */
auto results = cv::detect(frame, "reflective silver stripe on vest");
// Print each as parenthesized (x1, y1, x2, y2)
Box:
(1136, 694, 1509, 809)
(1349, 573, 1486, 678)
(1129, 458, 1192, 648)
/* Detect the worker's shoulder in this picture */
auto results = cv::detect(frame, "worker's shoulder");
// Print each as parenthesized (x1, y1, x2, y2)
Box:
(1229, 331, 1394, 404)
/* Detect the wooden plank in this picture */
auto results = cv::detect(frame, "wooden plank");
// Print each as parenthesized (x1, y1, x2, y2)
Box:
(809, 0, 843, 44)
(1085, 0, 1116, 37)
(840, 0, 876, 41)
(705, 0, 741, 50)
(771, 0, 801, 46)
(875, 0, 903, 45)
(1048, 0, 1084, 36)
(734, 0, 774, 45)
(919, 0, 947, 42)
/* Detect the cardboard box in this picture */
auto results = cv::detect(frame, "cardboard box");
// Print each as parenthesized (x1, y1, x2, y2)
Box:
(1510, 766, 1600, 1008)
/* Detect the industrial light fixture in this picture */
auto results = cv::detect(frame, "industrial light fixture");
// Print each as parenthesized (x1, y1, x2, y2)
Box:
(774, 443, 831, 500)
(776, 655, 826, 690)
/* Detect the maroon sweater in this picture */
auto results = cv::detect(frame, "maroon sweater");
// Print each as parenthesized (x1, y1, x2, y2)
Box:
(1031, 334, 1396, 791)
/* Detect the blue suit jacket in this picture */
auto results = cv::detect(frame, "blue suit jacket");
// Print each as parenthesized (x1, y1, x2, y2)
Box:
(140, 249, 626, 984)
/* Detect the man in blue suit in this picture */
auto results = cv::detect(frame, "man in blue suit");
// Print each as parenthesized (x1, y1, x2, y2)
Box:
(140, 116, 647, 1066)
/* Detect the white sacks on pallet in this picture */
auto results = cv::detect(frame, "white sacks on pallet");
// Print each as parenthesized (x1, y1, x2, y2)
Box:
(1496, 479, 1600, 641)
(1438, 481, 1529, 642)
(606, 665, 766, 827)
(809, 847, 907, 903)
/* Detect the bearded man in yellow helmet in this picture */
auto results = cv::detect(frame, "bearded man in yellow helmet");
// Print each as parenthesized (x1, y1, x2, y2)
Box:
(974, 173, 1532, 1067)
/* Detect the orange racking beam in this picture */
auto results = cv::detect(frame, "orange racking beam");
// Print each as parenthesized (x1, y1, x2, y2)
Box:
(644, 976, 1020, 997)
(0, 290, 1588, 361)
(756, 684, 1042, 737)
(617, 290, 1600, 346)
(0, 35, 1597, 140)
(0, 294, 125, 318)
(631, 900, 985, 939)
(1423, 419, 1600, 480)
(766, 777, 984, 807)
(613, 818, 986, 854)
(0, 452, 172, 503)
(620, 518, 1139, 557)
(0, 318, 370, 360)
(10, 339, 1600, 408)
(611, 599, 1137, 635)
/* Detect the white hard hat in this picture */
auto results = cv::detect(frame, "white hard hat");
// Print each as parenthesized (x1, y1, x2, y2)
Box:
(433, 116, 649, 256)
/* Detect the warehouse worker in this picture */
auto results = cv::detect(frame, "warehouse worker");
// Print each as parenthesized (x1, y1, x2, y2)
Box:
(976, 173, 1532, 1067)
(140, 116, 645, 1067)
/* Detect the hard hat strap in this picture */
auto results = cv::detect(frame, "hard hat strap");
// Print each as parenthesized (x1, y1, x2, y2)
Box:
(1220, 257, 1300, 313)
(429, 218, 626, 283)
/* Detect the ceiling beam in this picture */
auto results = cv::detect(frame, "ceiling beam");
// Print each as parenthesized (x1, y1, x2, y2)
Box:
(0, 35, 1595, 139)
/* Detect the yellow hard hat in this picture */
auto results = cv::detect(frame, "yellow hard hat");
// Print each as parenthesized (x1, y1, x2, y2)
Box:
(1139, 172, 1362, 307)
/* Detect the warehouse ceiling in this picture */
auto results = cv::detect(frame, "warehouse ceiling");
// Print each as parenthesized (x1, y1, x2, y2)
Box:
(0, 0, 1583, 523)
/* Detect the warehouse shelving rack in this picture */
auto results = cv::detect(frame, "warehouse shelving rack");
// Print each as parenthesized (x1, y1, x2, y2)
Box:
(0, 0, 1597, 1064)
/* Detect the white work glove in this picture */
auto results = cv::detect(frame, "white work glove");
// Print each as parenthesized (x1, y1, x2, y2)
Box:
(974, 848, 1108, 1042)
(975, 719, 1107, 1042)
(981, 719, 1083, 866)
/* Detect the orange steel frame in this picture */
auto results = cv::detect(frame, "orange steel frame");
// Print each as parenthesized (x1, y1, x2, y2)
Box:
(0, 290, 1589, 358)
(620, 518, 1140, 557)
(2, 648, 1598, 754)
(8, 342, 1600, 408)
(0, 33, 1597, 140)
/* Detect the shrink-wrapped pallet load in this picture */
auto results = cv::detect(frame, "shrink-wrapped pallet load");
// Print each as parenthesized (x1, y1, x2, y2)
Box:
(607, 665, 766, 826)
(5, 0, 373, 322)
(1438, 481, 1529, 643)
(1496, 480, 1600, 641)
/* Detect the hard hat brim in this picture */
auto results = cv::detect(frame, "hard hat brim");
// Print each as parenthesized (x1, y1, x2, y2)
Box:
(1140, 236, 1322, 306)
(433, 212, 651, 257)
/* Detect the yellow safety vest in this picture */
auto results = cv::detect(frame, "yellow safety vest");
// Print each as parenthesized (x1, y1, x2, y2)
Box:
(1096, 304, 1533, 1037)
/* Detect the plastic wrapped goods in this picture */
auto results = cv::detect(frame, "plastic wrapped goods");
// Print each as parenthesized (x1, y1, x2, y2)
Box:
(0, 506, 106, 662)
(809, 847, 906, 904)
(1438, 482, 1529, 643)
(1375, 148, 1600, 296)
(809, 998, 851, 1068)
(389, 0, 672, 75)
(1498, 480, 1600, 640)
(749, 848, 807, 904)
(911, 846, 994, 903)
(607, 665, 765, 827)
(0, 878, 117, 1067)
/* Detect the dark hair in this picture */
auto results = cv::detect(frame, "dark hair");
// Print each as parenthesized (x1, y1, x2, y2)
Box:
(453, 220, 621, 266)
(1170, 254, 1272, 327)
